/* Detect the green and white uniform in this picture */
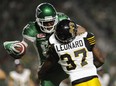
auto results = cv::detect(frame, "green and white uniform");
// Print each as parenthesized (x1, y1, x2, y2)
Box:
(23, 12, 69, 64)
(3, 3, 70, 86)
(4, 12, 69, 86)
(22, 12, 69, 86)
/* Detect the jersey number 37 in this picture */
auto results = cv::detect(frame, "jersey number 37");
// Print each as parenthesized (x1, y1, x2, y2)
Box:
(60, 48, 88, 71)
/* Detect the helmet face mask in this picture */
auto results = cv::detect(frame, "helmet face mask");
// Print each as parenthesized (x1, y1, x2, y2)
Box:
(35, 3, 58, 33)
(36, 16, 58, 33)
(55, 19, 77, 44)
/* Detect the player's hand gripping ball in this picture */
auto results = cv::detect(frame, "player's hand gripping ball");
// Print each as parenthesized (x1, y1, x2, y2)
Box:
(11, 42, 26, 59)
(4, 41, 26, 59)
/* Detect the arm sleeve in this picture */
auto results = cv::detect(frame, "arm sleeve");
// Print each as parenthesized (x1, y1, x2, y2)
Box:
(38, 44, 59, 79)
(86, 33, 105, 68)
(22, 23, 36, 42)
(93, 45, 105, 68)
(57, 12, 70, 21)
(84, 32, 96, 51)
(46, 44, 59, 63)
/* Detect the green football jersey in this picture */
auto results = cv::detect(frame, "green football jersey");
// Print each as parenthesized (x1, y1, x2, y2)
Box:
(22, 12, 69, 64)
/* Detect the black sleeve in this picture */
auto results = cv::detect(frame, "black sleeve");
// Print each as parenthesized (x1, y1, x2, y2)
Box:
(46, 44, 59, 63)
(38, 44, 59, 80)
(84, 32, 96, 51)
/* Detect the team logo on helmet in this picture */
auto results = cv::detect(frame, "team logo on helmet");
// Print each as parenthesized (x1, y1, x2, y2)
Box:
(69, 22, 75, 35)
(36, 7, 42, 18)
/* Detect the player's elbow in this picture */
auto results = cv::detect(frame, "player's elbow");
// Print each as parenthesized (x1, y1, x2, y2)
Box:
(94, 55, 105, 68)
(94, 60, 104, 68)
(99, 52, 106, 64)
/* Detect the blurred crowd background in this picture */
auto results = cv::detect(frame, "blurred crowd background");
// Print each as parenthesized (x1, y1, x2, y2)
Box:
(0, 0, 116, 86)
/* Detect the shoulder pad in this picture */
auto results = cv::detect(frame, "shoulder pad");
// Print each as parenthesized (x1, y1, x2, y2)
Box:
(87, 32, 96, 45)
(22, 22, 38, 37)
(56, 12, 70, 21)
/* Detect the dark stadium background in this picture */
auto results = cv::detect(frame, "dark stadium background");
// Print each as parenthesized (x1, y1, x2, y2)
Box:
(0, 0, 116, 85)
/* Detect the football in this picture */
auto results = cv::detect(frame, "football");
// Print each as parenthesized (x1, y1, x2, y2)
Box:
(10, 42, 26, 59)
(14, 43, 26, 53)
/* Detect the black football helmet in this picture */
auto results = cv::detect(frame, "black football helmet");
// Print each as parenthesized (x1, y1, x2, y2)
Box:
(55, 19, 77, 44)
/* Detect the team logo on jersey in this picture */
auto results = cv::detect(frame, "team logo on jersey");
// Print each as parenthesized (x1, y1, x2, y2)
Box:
(37, 33, 46, 38)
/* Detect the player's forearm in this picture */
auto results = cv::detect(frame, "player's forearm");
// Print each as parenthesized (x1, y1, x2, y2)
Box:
(94, 59, 104, 68)
(3, 40, 27, 59)
(76, 25, 87, 35)
(38, 59, 53, 79)
(93, 45, 105, 66)
(21, 40, 28, 47)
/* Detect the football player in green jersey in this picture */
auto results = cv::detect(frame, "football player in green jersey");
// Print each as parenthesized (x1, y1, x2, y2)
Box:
(3, 3, 71, 86)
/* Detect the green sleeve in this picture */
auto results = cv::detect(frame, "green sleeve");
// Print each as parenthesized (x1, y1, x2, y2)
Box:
(57, 12, 70, 22)
(22, 22, 38, 42)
